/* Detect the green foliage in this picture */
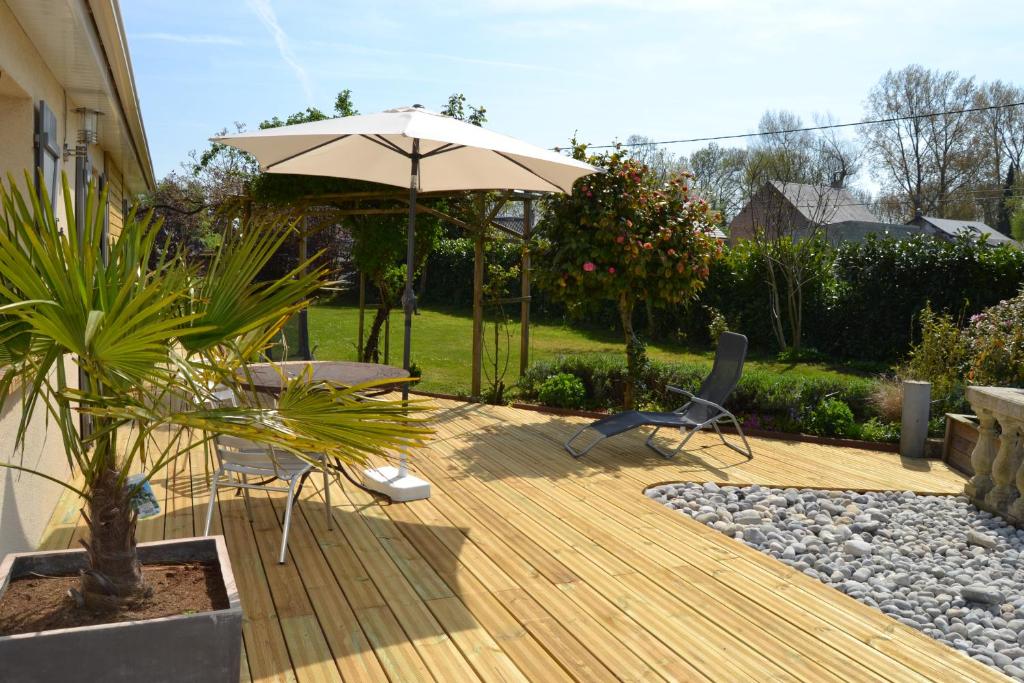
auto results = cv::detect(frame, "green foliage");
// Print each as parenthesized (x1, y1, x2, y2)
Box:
(684, 234, 1024, 362)
(706, 306, 728, 343)
(859, 417, 900, 443)
(1012, 201, 1024, 242)
(519, 355, 876, 435)
(537, 373, 587, 409)
(902, 304, 969, 414)
(535, 144, 722, 315)
(965, 289, 1024, 386)
(419, 236, 521, 306)
(828, 234, 1024, 360)
(804, 399, 858, 438)
(440, 93, 487, 126)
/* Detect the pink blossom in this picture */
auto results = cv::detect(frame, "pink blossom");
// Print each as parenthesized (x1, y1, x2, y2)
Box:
(583, 262, 596, 272)
(608, 266, 616, 274)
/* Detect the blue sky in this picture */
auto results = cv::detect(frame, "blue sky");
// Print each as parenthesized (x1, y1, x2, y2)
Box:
(123, 0, 1023, 181)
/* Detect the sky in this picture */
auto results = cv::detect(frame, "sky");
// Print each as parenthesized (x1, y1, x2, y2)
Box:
(122, 0, 1024, 184)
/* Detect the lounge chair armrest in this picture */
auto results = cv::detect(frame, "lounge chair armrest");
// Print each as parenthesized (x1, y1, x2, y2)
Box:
(666, 385, 695, 398)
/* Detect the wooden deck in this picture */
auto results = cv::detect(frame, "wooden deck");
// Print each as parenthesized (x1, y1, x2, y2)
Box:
(40, 398, 1003, 682)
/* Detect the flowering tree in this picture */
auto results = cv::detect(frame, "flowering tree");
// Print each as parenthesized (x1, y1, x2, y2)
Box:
(535, 143, 723, 408)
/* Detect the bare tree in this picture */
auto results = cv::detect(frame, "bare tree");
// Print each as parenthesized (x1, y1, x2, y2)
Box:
(973, 81, 1024, 227)
(683, 143, 749, 221)
(862, 65, 979, 219)
(624, 135, 683, 182)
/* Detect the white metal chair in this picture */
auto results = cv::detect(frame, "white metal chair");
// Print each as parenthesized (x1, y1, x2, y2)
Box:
(202, 388, 332, 564)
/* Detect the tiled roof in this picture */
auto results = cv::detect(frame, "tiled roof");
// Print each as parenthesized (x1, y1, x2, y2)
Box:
(771, 181, 877, 225)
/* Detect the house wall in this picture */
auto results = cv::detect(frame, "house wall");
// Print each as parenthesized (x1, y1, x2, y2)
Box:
(0, 0, 129, 554)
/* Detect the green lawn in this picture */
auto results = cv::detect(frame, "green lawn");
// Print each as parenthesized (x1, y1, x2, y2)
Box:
(309, 304, 874, 396)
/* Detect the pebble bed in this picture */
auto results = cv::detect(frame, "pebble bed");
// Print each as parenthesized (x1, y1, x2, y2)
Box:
(646, 482, 1024, 680)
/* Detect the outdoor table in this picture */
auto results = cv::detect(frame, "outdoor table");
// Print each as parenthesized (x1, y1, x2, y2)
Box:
(240, 360, 409, 396)
(237, 360, 411, 501)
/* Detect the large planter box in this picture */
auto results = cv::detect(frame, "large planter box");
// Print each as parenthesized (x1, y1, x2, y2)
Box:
(943, 413, 978, 477)
(0, 536, 242, 683)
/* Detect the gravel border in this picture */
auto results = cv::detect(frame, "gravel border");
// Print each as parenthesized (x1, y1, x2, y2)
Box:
(646, 482, 1024, 680)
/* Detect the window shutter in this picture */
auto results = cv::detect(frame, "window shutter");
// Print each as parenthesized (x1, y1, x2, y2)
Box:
(33, 100, 60, 208)
(98, 172, 109, 263)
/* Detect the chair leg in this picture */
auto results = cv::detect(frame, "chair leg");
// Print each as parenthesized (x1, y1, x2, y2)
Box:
(565, 425, 605, 458)
(279, 476, 300, 565)
(204, 469, 222, 536)
(240, 473, 254, 522)
(323, 462, 333, 531)
(646, 426, 691, 459)
(713, 417, 754, 459)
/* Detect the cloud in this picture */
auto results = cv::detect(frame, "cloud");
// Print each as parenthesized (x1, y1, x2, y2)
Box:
(245, 0, 314, 103)
(134, 32, 245, 45)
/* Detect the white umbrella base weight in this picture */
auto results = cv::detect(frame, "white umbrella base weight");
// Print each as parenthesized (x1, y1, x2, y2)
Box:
(361, 465, 431, 502)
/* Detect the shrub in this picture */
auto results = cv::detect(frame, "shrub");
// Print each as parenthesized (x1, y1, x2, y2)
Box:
(518, 355, 878, 435)
(827, 235, 1024, 361)
(965, 289, 1024, 387)
(901, 304, 969, 414)
(859, 417, 900, 443)
(805, 399, 859, 439)
(537, 373, 587, 409)
(706, 306, 729, 342)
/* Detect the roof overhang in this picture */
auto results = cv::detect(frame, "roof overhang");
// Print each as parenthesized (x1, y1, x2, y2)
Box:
(5, 0, 154, 192)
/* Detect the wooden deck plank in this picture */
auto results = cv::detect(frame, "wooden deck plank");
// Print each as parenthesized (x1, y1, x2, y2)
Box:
(33, 397, 1002, 683)
(448, 403, 983, 679)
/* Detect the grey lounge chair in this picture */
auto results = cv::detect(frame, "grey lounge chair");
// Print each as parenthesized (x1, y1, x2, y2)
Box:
(564, 332, 753, 460)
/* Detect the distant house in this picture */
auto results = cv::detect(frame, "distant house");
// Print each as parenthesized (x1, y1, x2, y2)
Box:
(906, 214, 1018, 247)
(728, 181, 1019, 248)
(728, 181, 896, 245)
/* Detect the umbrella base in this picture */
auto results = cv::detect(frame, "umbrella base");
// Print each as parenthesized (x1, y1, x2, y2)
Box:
(361, 465, 431, 502)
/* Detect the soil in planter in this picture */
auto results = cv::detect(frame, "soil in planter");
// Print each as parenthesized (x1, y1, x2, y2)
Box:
(0, 562, 229, 636)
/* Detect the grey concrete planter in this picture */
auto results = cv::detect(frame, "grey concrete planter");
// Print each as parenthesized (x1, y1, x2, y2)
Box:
(0, 536, 242, 683)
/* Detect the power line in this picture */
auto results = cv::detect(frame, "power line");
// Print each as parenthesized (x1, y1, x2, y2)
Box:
(582, 101, 1024, 150)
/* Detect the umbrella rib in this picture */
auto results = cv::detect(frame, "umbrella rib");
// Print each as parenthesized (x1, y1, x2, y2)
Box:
(265, 135, 352, 171)
(363, 134, 410, 157)
(493, 152, 565, 192)
(420, 143, 464, 159)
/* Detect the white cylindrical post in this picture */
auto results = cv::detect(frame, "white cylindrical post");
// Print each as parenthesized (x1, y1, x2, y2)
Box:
(900, 380, 931, 459)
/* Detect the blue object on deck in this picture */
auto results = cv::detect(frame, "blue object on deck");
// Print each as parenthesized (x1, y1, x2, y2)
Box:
(127, 473, 161, 519)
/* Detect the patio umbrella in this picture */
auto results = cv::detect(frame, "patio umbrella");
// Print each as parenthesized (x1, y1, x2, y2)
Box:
(213, 105, 599, 500)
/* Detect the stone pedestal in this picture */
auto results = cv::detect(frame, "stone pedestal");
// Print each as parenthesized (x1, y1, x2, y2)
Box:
(965, 387, 1024, 523)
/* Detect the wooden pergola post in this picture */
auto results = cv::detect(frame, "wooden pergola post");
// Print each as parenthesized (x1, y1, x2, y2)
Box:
(519, 198, 532, 376)
(296, 215, 311, 359)
(357, 271, 366, 360)
(471, 225, 485, 398)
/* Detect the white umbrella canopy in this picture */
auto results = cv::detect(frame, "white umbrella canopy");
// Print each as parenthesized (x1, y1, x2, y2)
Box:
(213, 105, 600, 501)
(212, 105, 597, 193)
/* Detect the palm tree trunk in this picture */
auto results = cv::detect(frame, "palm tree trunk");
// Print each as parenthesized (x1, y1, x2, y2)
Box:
(80, 428, 146, 607)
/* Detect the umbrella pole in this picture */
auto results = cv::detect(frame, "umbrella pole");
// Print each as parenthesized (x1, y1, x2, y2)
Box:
(361, 139, 431, 502)
(400, 142, 419, 476)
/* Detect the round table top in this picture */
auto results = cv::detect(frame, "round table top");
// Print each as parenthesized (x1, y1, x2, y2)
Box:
(241, 361, 410, 394)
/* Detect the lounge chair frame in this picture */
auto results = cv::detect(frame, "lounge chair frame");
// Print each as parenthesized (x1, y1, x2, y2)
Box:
(564, 332, 753, 460)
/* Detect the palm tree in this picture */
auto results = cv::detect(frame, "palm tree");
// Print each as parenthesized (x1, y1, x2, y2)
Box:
(0, 173, 431, 608)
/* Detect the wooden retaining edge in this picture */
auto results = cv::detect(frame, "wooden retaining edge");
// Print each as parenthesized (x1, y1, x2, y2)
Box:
(408, 390, 906, 455)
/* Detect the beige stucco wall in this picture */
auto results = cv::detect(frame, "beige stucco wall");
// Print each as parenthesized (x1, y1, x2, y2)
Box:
(0, 1, 126, 554)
